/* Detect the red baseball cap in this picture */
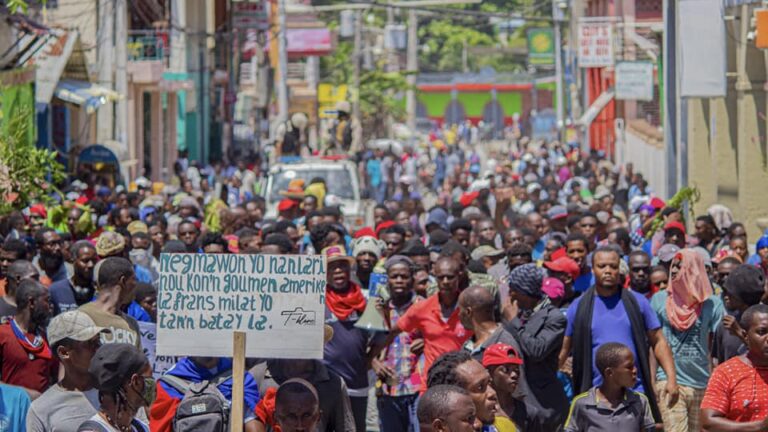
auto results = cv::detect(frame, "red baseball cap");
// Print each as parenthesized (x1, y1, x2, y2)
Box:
(482, 343, 524, 368)
(664, 221, 686, 234)
(277, 199, 297, 212)
(544, 256, 580, 280)
(550, 247, 567, 261)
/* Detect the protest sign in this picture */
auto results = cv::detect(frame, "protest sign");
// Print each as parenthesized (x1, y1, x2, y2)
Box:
(156, 253, 326, 359)
(138, 321, 179, 378)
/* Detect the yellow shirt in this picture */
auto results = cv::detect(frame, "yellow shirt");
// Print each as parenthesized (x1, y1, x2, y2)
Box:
(494, 416, 517, 432)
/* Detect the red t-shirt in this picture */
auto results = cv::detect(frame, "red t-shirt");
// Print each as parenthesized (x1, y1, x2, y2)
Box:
(0, 323, 56, 393)
(396, 294, 471, 391)
(701, 356, 768, 422)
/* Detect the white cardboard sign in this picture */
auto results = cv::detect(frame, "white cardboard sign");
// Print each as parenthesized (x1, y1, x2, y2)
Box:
(615, 62, 654, 101)
(156, 253, 326, 359)
(578, 23, 614, 68)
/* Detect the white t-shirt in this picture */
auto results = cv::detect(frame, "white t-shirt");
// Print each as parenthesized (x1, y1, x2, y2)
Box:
(77, 414, 148, 432)
(26, 384, 99, 432)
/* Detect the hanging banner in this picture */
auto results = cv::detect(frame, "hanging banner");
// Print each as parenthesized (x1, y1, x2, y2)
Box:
(527, 28, 555, 66)
(615, 61, 654, 101)
(156, 253, 327, 359)
(578, 22, 614, 68)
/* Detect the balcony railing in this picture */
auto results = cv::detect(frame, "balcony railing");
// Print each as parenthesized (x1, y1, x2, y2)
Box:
(127, 30, 169, 65)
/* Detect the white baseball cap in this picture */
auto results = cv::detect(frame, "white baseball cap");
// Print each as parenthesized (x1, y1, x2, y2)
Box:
(47, 310, 110, 347)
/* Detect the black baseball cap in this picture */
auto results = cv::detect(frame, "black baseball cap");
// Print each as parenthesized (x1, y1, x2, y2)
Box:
(89, 343, 148, 392)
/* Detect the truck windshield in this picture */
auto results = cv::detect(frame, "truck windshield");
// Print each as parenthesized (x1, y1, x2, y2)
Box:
(270, 168, 356, 200)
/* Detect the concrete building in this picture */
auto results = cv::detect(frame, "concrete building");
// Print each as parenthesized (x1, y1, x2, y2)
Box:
(686, 1, 768, 241)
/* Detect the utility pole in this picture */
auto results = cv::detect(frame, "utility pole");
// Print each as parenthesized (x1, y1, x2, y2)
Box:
(662, 0, 677, 198)
(115, 0, 128, 162)
(277, 0, 289, 123)
(552, 0, 564, 139)
(405, 9, 417, 135)
(97, 0, 114, 143)
(352, 10, 362, 120)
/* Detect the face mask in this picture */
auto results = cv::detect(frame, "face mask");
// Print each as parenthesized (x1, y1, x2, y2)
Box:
(133, 376, 156, 407)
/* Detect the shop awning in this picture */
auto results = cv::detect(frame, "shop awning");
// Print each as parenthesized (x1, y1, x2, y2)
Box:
(577, 89, 615, 128)
(54, 79, 121, 114)
(33, 29, 78, 106)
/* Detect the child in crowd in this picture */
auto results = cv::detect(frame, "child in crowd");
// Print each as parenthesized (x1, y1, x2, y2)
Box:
(135, 282, 157, 323)
(564, 343, 655, 432)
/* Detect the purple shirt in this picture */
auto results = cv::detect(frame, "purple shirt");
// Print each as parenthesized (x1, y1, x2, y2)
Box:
(565, 290, 660, 392)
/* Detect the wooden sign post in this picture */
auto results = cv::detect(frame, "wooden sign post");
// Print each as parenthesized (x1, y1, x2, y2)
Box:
(230, 331, 246, 432)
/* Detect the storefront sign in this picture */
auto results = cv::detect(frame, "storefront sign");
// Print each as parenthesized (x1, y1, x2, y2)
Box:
(578, 22, 614, 68)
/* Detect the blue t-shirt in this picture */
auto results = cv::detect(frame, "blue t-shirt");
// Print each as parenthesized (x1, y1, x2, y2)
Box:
(566, 290, 661, 392)
(651, 290, 724, 389)
(573, 272, 595, 293)
(367, 159, 382, 187)
(0, 383, 31, 432)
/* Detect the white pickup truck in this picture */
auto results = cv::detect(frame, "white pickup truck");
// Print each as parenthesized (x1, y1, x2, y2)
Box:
(263, 157, 374, 232)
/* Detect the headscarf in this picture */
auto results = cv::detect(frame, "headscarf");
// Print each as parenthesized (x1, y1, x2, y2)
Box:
(666, 249, 713, 331)
(707, 204, 734, 233)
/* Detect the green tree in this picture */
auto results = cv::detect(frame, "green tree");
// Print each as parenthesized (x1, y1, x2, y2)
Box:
(0, 107, 66, 215)
(320, 41, 413, 137)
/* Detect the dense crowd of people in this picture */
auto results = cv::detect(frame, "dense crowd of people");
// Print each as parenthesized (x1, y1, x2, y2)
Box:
(1, 126, 768, 432)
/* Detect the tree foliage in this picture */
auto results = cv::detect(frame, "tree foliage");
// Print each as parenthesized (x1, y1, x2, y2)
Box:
(320, 41, 413, 136)
(0, 106, 66, 215)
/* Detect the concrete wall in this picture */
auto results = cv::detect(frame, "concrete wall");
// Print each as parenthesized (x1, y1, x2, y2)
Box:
(47, 1, 98, 71)
(617, 123, 667, 198)
(687, 5, 768, 241)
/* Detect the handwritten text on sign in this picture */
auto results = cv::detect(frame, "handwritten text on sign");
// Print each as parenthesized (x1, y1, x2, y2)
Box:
(578, 22, 614, 68)
(156, 253, 326, 359)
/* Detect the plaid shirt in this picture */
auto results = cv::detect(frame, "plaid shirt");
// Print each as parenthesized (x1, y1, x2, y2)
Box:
(381, 294, 425, 397)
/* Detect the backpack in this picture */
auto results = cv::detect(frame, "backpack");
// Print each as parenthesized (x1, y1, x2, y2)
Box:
(159, 372, 233, 432)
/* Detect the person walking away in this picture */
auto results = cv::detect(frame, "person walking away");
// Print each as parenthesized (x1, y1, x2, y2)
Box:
(76, 343, 152, 432)
(504, 264, 568, 430)
(27, 310, 109, 431)
(78, 258, 141, 348)
(564, 342, 655, 431)
(650, 249, 724, 432)
(700, 304, 768, 429)
(0, 279, 56, 399)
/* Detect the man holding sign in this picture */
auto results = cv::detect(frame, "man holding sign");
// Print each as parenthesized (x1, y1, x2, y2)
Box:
(321, 246, 371, 432)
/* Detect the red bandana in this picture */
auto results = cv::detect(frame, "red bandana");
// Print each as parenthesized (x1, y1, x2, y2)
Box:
(326, 283, 367, 321)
